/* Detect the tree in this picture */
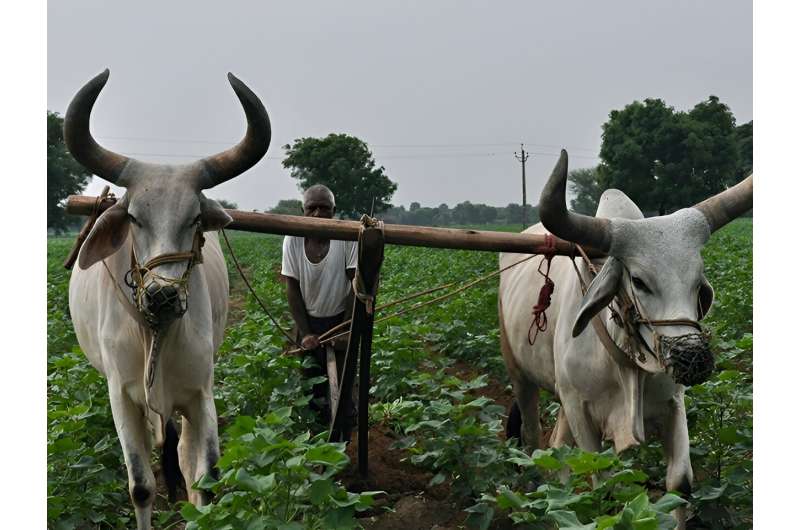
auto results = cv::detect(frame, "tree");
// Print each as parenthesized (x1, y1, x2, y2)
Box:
(735, 120, 753, 180)
(282, 134, 397, 219)
(598, 96, 741, 215)
(269, 199, 303, 216)
(433, 203, 452, 226)
(568, 167, 604, 215)
(48, 111, 92, 233)
(452, 201, 478, 224)
(504, 203, 523, 224)
(215, 199, 238, 209)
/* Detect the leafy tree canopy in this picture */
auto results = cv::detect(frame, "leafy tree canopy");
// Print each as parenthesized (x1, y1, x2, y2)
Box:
(597, 96, 748, 215)
(282, 134, 397, 219)
(568, 167, 604, 215)
(215, 199, 238, 209)
(48, 111, 92, 233)
(269, 199, 303, 216)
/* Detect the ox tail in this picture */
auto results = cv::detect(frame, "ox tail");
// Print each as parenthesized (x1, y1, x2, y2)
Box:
(505, 400, 522, 443)
(162, 418, 182, 503)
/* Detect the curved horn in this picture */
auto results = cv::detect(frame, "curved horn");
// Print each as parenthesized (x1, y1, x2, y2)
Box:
(538, 150, 613, 253)
(64, 69, 130, 184)
(693, 174, 753, 233)
(198, 73, 271, 189)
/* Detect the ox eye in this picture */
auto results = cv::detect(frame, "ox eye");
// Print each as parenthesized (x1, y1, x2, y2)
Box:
(631, 276, 651, 294)
(127, 213, 141, 227)
(192, 214, 202, 226)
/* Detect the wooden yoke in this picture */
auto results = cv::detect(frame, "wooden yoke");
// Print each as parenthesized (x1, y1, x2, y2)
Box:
(329, 217, 385, 478)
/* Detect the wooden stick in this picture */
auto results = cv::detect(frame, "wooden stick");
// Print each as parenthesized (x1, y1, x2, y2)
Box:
(65, 194, 604, 257)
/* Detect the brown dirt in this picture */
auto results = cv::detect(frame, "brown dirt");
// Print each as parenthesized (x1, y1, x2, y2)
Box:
(340, 422, 515, 529)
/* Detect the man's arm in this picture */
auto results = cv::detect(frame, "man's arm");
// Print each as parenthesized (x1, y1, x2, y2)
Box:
(284, 276, 319, 350)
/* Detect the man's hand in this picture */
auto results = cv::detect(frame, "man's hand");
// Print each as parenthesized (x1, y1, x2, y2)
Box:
(301, 334, 320, 351)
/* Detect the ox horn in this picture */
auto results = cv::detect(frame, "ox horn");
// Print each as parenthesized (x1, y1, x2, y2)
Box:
(538, 150, 613, 253)
(64, 69, 131, 185)
(198, 73, 271, 189)
(693, 174, 753, 233)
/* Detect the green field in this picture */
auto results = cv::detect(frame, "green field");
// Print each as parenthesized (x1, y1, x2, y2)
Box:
(47, 219, 752, 529)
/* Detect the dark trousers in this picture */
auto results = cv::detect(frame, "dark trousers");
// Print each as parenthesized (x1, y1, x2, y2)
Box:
(301, 313, 356, 439)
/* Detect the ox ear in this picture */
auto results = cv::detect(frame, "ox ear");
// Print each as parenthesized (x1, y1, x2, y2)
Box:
(698, 275, 715, 319)
(572, 257, 623, 337)
(78, 202, 130, 270)
(200, 196, 233, 231)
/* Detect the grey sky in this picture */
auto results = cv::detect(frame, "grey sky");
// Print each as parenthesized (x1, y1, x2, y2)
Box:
(47, 1, 752, 212)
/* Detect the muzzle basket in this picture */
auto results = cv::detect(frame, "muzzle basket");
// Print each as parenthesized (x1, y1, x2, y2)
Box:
(660, 332, 715, 386)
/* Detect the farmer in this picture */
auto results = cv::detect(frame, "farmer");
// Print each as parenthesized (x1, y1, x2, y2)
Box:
(281, 184, 358, 441)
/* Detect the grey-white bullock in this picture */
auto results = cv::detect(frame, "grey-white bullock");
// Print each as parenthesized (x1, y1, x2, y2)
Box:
(499, 151, 752, 528)
(66, 70, 270, 529)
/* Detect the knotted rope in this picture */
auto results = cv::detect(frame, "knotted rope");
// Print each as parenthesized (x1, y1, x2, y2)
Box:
(527, 233, 557, 345)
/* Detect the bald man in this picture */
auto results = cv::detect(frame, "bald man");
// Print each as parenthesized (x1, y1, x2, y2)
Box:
(281, 184, 357, 440)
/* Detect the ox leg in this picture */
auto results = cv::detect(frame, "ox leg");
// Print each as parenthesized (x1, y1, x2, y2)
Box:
(511, 380, 542, 449)
(108, 384, 155, 530)
(662, 393, 693, 530)
(560, 396, 602, 453)
(549, 406, 574, 448)
(498, 301, 541, 448)
(178, 394, 220, 506)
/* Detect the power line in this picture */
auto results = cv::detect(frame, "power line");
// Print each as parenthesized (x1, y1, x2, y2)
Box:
(116, 150, 600, 161)
(98, 135, 599, 153)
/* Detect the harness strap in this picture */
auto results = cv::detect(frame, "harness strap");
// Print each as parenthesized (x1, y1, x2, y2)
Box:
(101, 259, 149, 327)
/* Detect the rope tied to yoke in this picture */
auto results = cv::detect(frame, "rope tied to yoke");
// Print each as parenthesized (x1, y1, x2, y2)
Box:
(528, 233, 557, 345)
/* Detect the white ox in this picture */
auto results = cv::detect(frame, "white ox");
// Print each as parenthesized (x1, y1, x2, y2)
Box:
(66, 70, 271, 529)
(499, 151, 752, 528)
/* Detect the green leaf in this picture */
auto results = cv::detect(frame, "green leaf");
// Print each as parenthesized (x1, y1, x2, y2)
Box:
(309, 478, 333, 505)
(195, 472, 219, 490)
(464, 502, 495, 530)
(627, 492, 650, 517)
(548, 510, 596, 529)
(322, 506, 358, 529)
(652, 493, 687, 513)
(566, 450, 617, 475)
(692, 483, 728, 501)
(180, 502, 202, 521)
(495, 486, 529, 510)
(306, 444, 349, 467)
(531, 449, 564, 471)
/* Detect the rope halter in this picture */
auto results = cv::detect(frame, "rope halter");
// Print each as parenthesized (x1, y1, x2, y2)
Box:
(614, 266, 714, 386)
(125, 227, 205, 328)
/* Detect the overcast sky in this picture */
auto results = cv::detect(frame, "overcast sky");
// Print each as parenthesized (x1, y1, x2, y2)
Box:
(47, 1, 752, 211)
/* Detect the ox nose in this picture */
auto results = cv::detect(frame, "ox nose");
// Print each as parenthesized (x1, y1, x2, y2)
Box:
(143, 282, 183, 318)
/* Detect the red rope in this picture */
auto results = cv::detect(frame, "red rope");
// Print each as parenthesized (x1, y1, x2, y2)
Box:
(528, 234, 557, 345)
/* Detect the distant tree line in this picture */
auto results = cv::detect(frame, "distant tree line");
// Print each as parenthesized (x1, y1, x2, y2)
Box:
(265, 198, 537, 227)
(381, 201, 537, 227)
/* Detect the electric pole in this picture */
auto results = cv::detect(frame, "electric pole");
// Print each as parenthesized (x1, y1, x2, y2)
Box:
(515, 144, 530, 230)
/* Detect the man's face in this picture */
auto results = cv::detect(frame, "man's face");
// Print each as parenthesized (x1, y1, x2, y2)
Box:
(303, 190, 335, 219)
